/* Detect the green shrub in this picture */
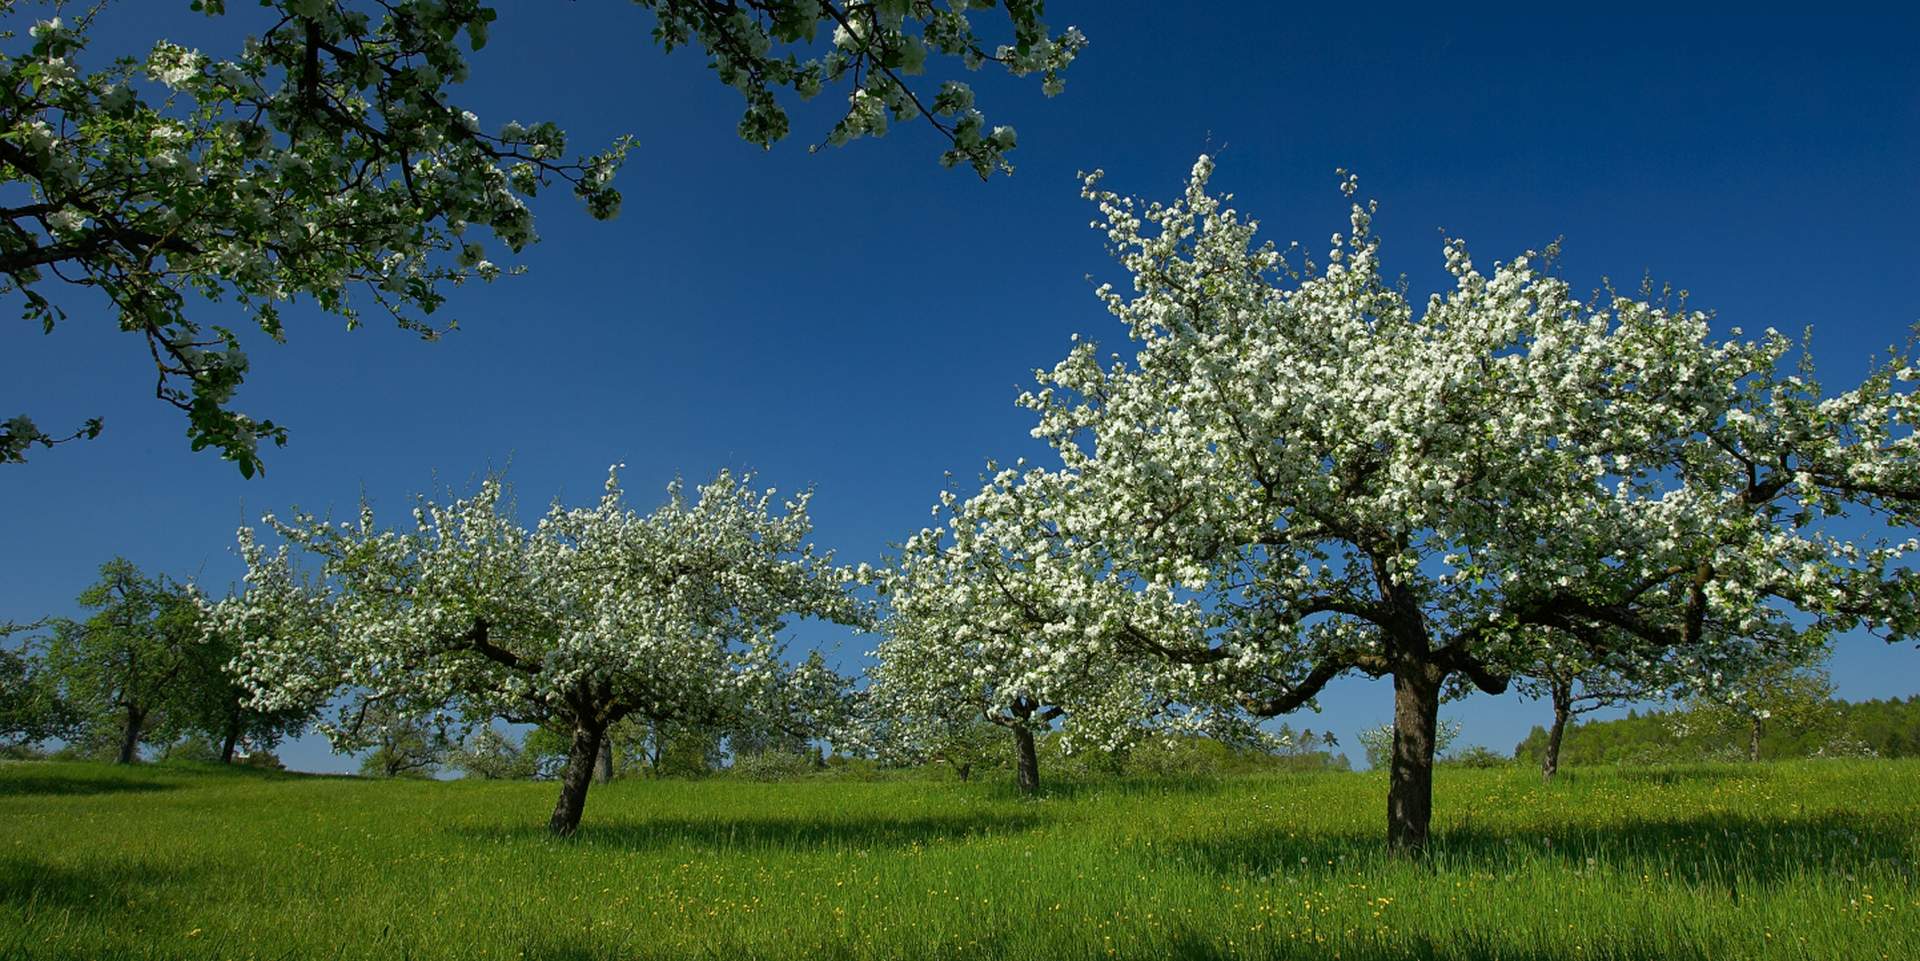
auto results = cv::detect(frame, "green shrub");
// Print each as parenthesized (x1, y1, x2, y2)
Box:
(728, 750, 817, 782)
(1443, 745, 1509, 769)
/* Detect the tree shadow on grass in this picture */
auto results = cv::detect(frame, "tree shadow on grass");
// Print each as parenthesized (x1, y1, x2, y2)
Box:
(0, 854, 204, 916)
(455, 809, 1048, 852)
(989, 776, 1235, 803)
(1163, 810, 1916, 891)
(1155, 929, 1706, 961)
(0, 774, 178, 797)
(508, 930, 1692, 961)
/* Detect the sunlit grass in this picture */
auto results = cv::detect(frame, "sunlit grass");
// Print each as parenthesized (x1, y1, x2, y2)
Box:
(3, 759, 1915, 959)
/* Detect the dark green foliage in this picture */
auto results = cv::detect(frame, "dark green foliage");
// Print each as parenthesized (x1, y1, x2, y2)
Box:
(1513, 697, 1920, 766)
(38, 559, 202, 763)
(655, 729, 724, 778)
(916, 719, 1010, 782)
(1440, 745, 1511, 769)
(5, 560, 316, 764)
(0, 638, 74, 746)
(159, 735, 224, 764)
(520, 723, 569, 779)
(1846, 697, 1920, 757)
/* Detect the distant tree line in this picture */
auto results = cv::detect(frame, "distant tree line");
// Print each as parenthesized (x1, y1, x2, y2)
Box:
(1512, 693, 1912, 768)
(381, 716, 1352, 785)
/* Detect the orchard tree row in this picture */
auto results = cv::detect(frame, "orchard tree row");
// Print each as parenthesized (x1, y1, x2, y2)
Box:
(8, 159, 1917, 849)
(856, 159, 1918, 853)
(20, 159, 1900, 852)
(2, 0, 1914, 849)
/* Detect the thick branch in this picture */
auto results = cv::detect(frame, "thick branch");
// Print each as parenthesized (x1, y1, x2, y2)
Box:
(451, 618, 536, 674)
(1437, 646, 1509, 696)
(1240, 657, 1351, 717)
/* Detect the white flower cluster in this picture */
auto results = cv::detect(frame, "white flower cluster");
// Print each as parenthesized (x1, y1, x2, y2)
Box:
(218, 467, 867, 764)
(872, 157, 1918, 817)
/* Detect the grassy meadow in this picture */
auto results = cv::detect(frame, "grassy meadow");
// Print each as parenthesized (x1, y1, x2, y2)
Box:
(2, 759, 1916, 960)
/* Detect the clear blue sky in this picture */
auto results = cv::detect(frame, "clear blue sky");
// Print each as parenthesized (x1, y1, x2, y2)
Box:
(3, 5, 1916, 772)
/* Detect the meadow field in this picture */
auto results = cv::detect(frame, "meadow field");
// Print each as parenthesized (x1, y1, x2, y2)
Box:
(2, 760, 1916, 960)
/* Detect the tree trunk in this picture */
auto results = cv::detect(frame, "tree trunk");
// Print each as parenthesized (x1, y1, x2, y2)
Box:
(1387, 668, 1441, 856)
(1747, 714, 1763, 762)
(1011, 726, 1039, 796)
(549, 721, 606, 836)
(117, 706, 145, 764)
(1542, 681, 1571, 781)
(595, 735, 615, 784)
(220, 708, 242, 764)
(954, 761, 972, 782)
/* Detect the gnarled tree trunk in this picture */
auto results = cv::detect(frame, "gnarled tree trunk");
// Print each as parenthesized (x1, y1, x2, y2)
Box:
(117, 705, 146, 764)
(1747, 715, 1763, 762)
(549, 720, 606, 836)
(220, 707, 242, 764)
(1542, 679, 1571, 780)
(1386, 667, 1441, 856)
(1011, 726, 1039, 796)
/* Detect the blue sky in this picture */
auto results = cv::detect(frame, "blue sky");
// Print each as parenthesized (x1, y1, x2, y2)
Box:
(3, 5, 1917, 772)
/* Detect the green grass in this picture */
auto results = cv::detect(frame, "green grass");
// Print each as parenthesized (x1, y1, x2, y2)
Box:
(3, 759, 1916, 960)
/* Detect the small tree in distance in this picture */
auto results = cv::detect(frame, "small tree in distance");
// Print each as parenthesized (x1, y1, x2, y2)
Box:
(349, 698, 456, 779)
(1356, 720, 1460, 772)
(1516, 657, 1658, 780)
(0, 631, 76, 751)
(41, 559, 201, 764)
(451, 726, 535, 781)
(1674, 656, 1839, 762)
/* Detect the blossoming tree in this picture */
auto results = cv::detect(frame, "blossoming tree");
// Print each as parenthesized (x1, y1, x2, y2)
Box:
(2, 0, 1083, 469)
(869, 467, 1241, 794)
(979, 157, 1917, 852)
(220, 467, 865, 834)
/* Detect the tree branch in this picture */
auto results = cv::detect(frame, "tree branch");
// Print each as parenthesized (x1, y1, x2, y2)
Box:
(1240, 657, 1351, 717)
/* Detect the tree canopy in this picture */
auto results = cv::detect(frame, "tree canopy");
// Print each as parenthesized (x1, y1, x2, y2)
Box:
(38, 558, 203, 763)
(222, 466, 869, 833)
(2, 0, 1084, 472)
(869, 466, 1255, 794)
(870, 157, 1920, 852)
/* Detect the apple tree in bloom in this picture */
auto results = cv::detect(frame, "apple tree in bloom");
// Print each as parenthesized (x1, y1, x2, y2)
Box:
(220, 467, 866, 835)
(985, 157, 1918, 852)
(869, 466, 1246, 795)
(2, 0, 1083, 471)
